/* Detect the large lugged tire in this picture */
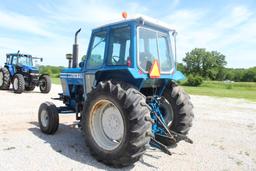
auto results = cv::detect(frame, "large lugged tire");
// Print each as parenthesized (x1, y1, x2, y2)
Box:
(13, 74, 25, 94)
(163, 83, 194, 135)
(25, 84, 35, 91)
(39, 75, 51, 93)
(81, 81, 152, 167)
(0, 67, 10, 90)
(38, 102, 59, 134)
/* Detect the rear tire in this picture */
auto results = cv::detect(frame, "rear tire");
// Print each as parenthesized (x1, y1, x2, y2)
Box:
(81, 81, 152, 167)
(157, 83, 194, 146)
(38, 102, 59, 134)
(13, 74, 25, 94)
(0, 67, 10, 90)
(39, 75, 51, 93)
(155, 83, 194, 146)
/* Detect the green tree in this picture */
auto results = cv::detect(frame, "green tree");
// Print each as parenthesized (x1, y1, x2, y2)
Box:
(177, 63, 185, 73)
(242, 67, 256, 82)
(183, 48, 227, 80)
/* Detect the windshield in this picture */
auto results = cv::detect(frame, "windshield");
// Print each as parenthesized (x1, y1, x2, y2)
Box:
(12, 55, 33, 66)
(138, 27, 173, 73)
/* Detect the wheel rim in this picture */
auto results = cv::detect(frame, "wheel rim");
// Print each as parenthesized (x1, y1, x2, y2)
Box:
(13, 77, 19, 90)
(40, 79, 46, 91)
(0, 72, 3, 86)
(40, 109, 49, 128)
(90, 99, 124, 151)
(160, 98, 174, 127)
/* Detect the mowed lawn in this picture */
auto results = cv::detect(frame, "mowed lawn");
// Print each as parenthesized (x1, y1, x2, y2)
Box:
(51, 77, 256, 102)
(51, 77, 61, 84)
(182, 81, 256, 102)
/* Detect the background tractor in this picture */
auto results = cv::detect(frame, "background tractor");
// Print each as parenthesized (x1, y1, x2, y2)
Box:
(0, 52, 51, 94)
(38, 14, 194, 167)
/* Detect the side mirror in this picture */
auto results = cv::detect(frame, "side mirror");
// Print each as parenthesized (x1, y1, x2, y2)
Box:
(79, 62, 84, 68)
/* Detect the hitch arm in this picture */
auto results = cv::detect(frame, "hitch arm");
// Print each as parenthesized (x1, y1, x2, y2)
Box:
(150, 137, 172, 155)
(169, 130, 193, 144)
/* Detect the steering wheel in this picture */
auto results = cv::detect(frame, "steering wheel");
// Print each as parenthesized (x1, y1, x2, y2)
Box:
(112, 55, 120, 64)
(139, 52, 154, 70)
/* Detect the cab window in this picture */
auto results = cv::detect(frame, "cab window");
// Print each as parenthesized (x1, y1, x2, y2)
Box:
(12, 55, 18, 65)
(107, 27, 131, 65)
(87, 32, 106, 69)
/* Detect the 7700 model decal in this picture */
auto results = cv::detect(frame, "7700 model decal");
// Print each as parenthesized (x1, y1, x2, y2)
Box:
(60, 73, 83, 79)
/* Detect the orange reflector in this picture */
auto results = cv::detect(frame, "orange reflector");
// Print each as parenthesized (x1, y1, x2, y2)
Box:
(149, 60, 160, 78)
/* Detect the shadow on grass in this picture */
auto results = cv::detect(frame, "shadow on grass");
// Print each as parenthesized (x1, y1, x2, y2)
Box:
(28, 121, 158, 170)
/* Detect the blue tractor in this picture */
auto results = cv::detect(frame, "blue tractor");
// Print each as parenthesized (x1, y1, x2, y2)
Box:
(0, 52, 51, 94)
(38, 15, 194, 167)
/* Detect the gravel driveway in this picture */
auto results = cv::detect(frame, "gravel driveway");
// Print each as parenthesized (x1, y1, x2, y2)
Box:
(0, 85, 256, 171)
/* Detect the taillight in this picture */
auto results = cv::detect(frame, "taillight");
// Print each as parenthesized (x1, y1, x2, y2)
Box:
(127, 58, 131, 67)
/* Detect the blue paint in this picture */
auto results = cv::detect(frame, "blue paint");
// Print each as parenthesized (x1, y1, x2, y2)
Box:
(148, 97, 168, 136)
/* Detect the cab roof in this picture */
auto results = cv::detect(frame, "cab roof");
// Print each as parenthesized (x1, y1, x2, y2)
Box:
(6, 53, 32, 57)
(93, 15, 176, 32)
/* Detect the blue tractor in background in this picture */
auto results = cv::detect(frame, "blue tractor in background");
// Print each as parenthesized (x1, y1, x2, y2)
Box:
(0, 52, 51, 94)
(38, 15, 194, 167)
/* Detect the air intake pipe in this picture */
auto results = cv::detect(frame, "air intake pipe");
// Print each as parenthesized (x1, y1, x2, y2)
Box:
(72, 28, 81, 68)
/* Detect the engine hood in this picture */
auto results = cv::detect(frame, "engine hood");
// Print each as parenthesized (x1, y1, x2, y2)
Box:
(21, 65, 39, 73)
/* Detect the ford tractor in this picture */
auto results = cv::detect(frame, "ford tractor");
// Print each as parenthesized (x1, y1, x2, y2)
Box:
(0, 51, 51, 94)
(38, 14, 194, 167)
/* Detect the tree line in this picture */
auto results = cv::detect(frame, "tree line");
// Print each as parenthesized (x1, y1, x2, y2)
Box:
(39, 65, 64, 78)
(178, 48, 256, 82)
(39, 48, 256, 83)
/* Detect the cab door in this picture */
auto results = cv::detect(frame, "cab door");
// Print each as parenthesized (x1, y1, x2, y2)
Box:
(83, 30, 108, 93)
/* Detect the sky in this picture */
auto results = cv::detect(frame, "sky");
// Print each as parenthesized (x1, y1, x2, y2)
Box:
(0, 0, 255, 68)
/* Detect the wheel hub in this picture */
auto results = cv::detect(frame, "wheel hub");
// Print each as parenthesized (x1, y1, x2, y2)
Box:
(40, 109, 49, 127)
(0, 72, 3, 86)
(40, 79, 46, 90)
(13, 78, 18, 90)
(159, 98, 174, 127)
(102, 105, 124, 141)
(90, 99, 124, 151)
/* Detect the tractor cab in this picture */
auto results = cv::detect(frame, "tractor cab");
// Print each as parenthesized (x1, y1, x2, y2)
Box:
(82, 16, 184, 95)
(6, 53, 33, 66)
(5, 53, 42, 76)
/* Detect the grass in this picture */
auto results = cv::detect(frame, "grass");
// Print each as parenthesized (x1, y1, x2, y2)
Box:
(182, 81, 256, 102)
(51, 77, 256, 102)
(51, 77, 61, 84)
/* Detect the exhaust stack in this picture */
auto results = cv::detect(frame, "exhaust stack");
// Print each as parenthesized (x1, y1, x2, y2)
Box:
(72, 28, 81, 68)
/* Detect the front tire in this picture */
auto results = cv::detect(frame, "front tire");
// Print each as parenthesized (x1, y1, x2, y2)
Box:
(38, 102, 59, 134)
(0, 67, 10, 90)
(81, 81, 152, 167)
(13, 74, 25, 94)
(39, 75, 51, 93)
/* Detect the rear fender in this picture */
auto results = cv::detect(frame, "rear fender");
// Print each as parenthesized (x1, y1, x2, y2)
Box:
(5, 65, 15, 76)
(172, 71, 186, 81)
(95, 70, 143, 89)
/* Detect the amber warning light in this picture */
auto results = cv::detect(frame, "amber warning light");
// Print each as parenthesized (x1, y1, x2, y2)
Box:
(149, 60, 160, 78)
(122, 12, 128, 19)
